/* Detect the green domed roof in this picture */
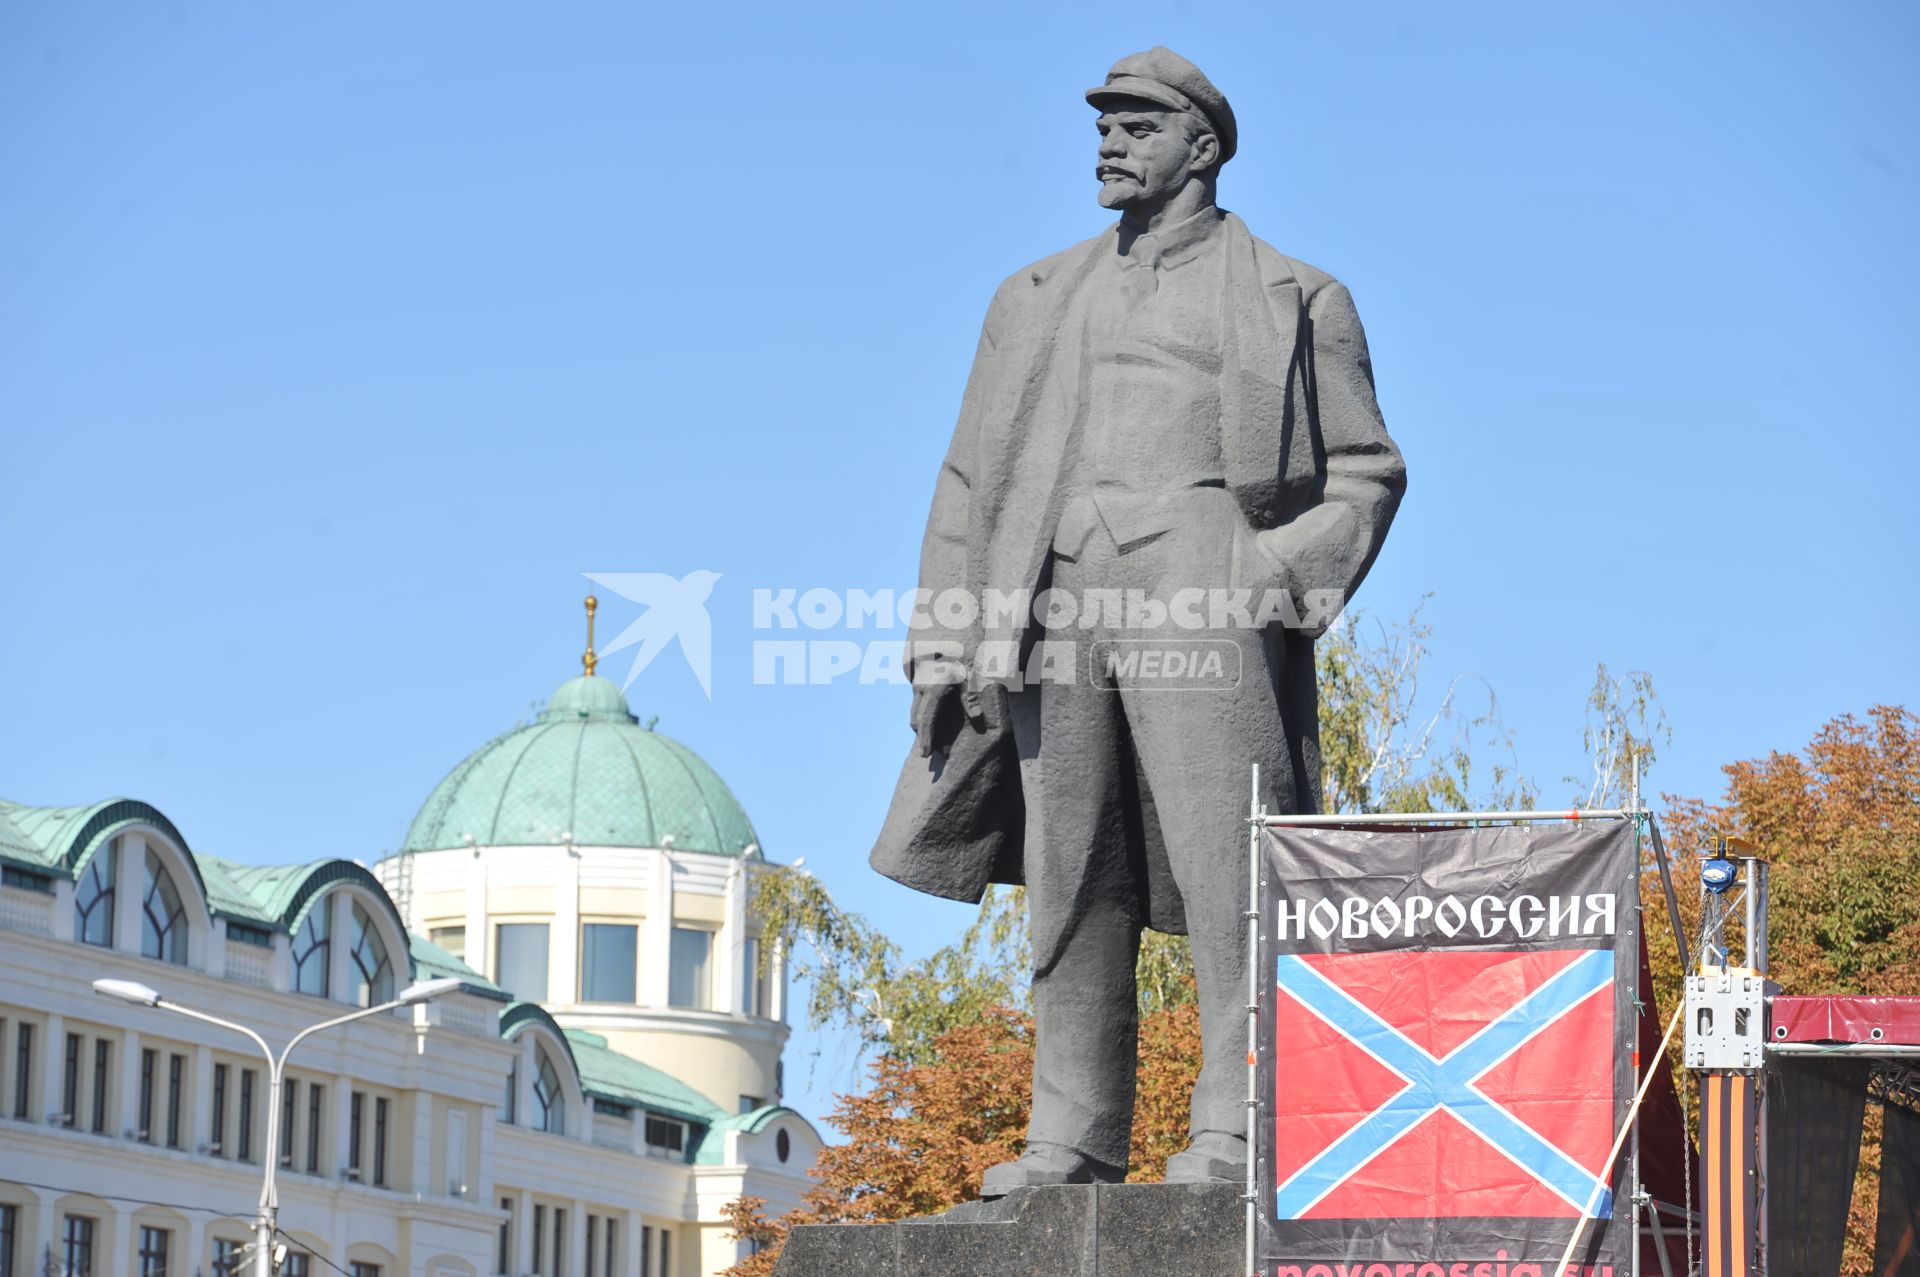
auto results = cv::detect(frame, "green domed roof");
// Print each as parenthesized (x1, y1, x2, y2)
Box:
(401, 676, 760, 856)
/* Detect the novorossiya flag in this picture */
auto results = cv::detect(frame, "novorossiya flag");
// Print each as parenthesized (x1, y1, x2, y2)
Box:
(1255, 821, 1637, 1277)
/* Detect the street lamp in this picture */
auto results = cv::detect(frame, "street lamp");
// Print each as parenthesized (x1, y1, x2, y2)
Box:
(94, 974, 463, 1276)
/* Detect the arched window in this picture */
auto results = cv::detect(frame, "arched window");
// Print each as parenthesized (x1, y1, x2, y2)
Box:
(74, 842, 117, 947)
(293, 903, 331, 997)
(532, 1047, 565, 1136)
(142, 849, 188, 964)
(349, 902, 394, 1008)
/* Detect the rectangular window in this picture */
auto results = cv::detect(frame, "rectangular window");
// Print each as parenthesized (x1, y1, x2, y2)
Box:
(552, 1208, 565, 1275)
(0, 1203, 15, 1277)
(644, 1113, 688, 1155)
(282, 1254, 310, 1277)
(90, 1038, 110, 1133)
(212, 1238, 243, 1277)
(61, 1032, 80, 1124)
(373, 1095, 389, 1187)
(499, 1063, 517, 1125)
(641, 1225, 652, 1277)
(742, 936, 768, 1017)
(661, 1227, 670, 1277)
(12, 1022, 31, 1120)
(668, 928, 712, 1010)
(494, 923, 550, 1002)
(604, 1218, 616, 1277)
(280, 1078, 298, 1166)
(429, 925, 465, 961)
(496, 1197, 512, 1276)
(306, 1082, 324, 1173)
(166, 1054, 184, 1148)
(580, 923, 638, 1003)
(586, 1215, 597, 1277)
(349, 1091, 364, 1176)
(238, 1069, 256, 1161)
(531, 1204, 545, 1276)
(349, 1265, 380, 1277)
(0, 866, 53, 893)
(62, 1214, 94, 1277)
(211, 1063, 228, 1154)
(447, 1105, 468, 1195)
(137, 1225, 169, 1277)
(139, 1047, 156, 1141)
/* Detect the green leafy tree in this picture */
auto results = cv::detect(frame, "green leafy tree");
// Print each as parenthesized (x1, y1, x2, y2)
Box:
(748, 873, 1030, 1066)
(1571, 662, 1670, 809)
(1317, 604, 1538, 815)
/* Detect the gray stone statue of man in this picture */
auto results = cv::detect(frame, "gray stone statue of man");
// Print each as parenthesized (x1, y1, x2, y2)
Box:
(871, 47, 1406, 1194)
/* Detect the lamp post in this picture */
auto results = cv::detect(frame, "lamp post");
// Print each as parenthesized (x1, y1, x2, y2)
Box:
(94, 975, 463, 1277)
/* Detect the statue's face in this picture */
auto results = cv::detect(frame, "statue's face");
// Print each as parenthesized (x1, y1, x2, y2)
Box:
(1094, 102, 1212, 212)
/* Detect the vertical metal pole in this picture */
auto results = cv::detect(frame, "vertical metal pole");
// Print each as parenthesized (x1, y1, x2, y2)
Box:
(1629, 813, 1643, 1277)
(1751, 859, 1769, 1274)
(1629, 752, 1640, 825)
(1742, 859, 1757, 972)
(256, 1060, 282, 1277)
(1245, 763, 1261, 1277)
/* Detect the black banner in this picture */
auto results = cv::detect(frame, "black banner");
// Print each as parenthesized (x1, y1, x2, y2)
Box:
(1875, 1099, 1920, 1277)
(1256, 821, 1638, 1276)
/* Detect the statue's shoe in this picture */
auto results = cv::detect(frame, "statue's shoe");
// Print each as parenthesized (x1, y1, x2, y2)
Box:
(979, 1143, 1124, 1198)
(1162, 1132, 1248, 1183)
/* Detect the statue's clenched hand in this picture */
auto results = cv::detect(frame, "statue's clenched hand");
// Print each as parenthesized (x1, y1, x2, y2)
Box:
(911, 682, 986, 759)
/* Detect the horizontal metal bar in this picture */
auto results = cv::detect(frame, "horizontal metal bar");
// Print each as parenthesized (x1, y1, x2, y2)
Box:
(1258, 809, 1641, 828)
(1768, 1043, 1920, 1057)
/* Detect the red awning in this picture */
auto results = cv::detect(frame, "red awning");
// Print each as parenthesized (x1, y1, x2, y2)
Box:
(1770, 995, 1920, 1046)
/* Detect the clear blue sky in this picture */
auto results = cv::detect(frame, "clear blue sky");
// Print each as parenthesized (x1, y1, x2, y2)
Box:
(4, 3, 1916, 1124)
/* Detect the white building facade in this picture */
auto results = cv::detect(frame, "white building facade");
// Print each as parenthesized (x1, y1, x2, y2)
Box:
(0, 667, 821, 1277)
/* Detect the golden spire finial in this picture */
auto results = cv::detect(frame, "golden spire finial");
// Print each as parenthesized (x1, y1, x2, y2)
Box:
(583, 594, 598, 677)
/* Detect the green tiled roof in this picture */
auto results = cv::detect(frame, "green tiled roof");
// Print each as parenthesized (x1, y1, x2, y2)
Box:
(0, 799, 97, 868)
(399, 675, 760, 857)
(693, 1104, 805, 1165)
(0, 805, 42, 867)
(0, 796, 517, 1003)
(222, 859, 332, 922)
(0, 797, 196, 874)
(189, 853, 281, 925)
(409, 932, 509, 1001)
(562, 1028, 724, 1126)
(0, 797, 423, 948)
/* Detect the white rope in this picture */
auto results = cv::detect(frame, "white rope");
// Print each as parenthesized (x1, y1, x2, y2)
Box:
(1552, 998, 1687, 1277)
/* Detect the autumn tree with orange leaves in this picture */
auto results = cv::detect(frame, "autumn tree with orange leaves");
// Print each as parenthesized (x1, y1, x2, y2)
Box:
(720, 999, 1205, 1277)
(1659, 705, 1919, 1276)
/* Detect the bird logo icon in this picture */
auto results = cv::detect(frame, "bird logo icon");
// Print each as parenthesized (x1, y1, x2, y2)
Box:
(583, 571, 722, 698)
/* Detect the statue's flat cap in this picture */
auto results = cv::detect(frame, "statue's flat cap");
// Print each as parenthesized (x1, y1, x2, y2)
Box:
(1086, 47, 1236, 164)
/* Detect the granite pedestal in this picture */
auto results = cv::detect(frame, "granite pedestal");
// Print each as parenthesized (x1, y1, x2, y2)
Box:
(772, 1183, 1243, 1277)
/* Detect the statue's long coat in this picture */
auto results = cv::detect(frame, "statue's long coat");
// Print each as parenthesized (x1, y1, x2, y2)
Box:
(870, 212, 1406, 932)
